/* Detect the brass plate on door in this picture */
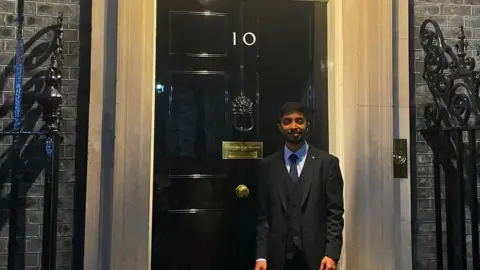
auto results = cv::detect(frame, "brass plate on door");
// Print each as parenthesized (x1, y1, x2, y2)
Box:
(222, 141, 263, 160)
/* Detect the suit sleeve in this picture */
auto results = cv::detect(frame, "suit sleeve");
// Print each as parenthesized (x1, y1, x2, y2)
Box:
(324, 157, 345, 263)
(256, 160, 269, 260)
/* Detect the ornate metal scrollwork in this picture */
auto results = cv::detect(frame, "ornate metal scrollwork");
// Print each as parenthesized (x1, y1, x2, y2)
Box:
(39, 14, 64, 133)
(420, 20, 480, 128)
(232, 94, 255, 132)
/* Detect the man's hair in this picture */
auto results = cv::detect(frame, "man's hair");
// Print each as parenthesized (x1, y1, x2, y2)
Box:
(279, 102, 307, 122)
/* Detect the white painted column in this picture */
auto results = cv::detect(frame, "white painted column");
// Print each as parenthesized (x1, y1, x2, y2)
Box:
(327, 0, 411, 269)
(84, 0, 156, 269)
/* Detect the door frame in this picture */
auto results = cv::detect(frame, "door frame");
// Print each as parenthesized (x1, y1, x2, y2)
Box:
(83, 0, 398, 269)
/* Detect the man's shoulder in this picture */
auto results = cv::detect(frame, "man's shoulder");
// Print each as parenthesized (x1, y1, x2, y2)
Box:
(258, 152, 280, 173)
(261, 151, 281, 164)
(309, 146, 339, 162)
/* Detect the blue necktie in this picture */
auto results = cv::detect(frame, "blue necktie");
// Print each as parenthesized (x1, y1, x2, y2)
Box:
(289, 154, 299, 183)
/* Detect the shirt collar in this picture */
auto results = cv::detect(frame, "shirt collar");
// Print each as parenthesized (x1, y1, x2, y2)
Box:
(284, 141, 308, 162)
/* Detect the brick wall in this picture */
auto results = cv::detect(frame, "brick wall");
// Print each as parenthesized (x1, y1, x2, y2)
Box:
(413, 1, 480, 269)
(0, 0, 87, 269)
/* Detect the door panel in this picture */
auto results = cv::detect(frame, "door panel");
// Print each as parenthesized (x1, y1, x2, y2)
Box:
(169, 11, 229, 57)
(152, 1, 327, 269)
(164, 72, 227, 159)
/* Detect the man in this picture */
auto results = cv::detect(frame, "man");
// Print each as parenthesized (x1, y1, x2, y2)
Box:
(254, 102, 344, 270)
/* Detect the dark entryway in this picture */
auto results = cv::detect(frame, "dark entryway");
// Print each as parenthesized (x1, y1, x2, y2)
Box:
(152, 1, 328, 269)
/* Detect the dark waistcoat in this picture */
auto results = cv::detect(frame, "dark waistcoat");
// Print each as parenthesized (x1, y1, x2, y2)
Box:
(284, 177, 304, 258)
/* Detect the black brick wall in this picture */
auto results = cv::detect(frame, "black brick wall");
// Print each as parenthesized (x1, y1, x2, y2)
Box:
(413, 1, 480, 269)
(0, 0, 89, 269)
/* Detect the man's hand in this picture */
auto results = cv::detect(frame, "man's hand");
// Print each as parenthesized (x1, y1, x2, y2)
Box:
(254, 261, 267, 270)
(319, 256, 336, 270)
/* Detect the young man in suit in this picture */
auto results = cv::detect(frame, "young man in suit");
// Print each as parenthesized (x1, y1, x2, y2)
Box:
(254, 102, 344, 270)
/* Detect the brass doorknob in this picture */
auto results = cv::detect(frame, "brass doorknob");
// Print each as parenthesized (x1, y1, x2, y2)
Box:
(236, 184, 250, 198)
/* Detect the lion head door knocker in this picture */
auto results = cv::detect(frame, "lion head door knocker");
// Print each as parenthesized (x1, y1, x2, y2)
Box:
(232, 94, 255, 132)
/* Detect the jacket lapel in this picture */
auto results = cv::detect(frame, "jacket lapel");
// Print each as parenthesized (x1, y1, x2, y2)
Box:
(276, 150, 290, 211)
(297, 149, 317, 207)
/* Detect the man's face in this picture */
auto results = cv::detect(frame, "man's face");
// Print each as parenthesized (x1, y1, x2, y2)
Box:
(279, 111, 308, 144)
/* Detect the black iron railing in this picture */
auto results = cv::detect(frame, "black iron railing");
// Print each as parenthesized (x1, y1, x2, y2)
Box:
(0, 2, 64, 269)
(419, 20, 480, 270)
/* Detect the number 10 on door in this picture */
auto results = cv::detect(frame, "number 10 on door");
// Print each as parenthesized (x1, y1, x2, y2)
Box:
(233, 32, 257, 46)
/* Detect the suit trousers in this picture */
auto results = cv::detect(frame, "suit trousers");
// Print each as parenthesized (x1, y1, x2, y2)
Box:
(283, 249, 309, 270)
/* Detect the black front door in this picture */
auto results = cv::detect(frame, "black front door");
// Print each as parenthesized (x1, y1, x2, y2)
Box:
(152, 1, 328, 269)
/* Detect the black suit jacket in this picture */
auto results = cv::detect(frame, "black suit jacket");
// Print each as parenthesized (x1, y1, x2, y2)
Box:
(256, 146, 344, 270)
